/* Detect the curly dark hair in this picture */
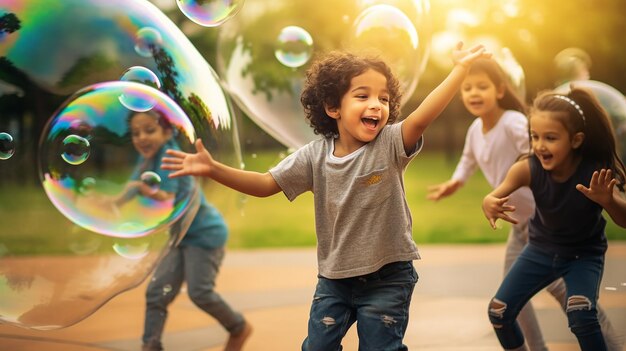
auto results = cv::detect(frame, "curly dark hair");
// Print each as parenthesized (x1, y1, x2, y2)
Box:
(300, 51, 402, 138)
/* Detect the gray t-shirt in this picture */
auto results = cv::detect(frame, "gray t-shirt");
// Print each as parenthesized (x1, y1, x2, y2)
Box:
(269, 122, 422, 279)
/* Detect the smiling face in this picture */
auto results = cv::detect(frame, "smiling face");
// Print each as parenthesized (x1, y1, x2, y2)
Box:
(530, 110, 584, 179)
(130, 112, 172, 159)
(324, 68, 390, 153)
(460, 71, 504, 120)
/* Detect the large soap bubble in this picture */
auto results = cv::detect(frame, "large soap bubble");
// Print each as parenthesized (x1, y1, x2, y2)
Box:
(0, 0, 241, 330)
(217, 0, 431, 149)
(39, 81, 198, 239)
(555, 80, 626, 160)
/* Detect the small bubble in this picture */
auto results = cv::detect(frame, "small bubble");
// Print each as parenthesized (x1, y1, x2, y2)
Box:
(140, 171, 162, 195)
(61, 134, 90, 165)
(134, 27, 162, 57)
(274, 26, 313, 68)
(0, 132, 15, 160)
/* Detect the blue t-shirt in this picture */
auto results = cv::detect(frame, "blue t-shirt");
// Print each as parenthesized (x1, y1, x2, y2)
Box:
(131, 139, 228, 249)
(528, 155, 607, 256)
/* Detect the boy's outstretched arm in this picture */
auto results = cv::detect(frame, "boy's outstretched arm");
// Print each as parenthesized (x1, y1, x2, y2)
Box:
(482, 159, 530, 229)
(401, 42, 491, 152)
(162, 139, 282, 198)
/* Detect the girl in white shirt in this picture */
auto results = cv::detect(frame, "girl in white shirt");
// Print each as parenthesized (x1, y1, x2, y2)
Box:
(427, 57, 621, 351)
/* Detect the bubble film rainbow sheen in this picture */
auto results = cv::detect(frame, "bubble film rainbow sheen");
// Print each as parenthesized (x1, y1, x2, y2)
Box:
(0, 0, 242, 330)
(217, 0, 431, 149)
(0, 132, 15, 159)
(274, 26, 313, 68)
(40, 81, 197, 238)
(176, 0, 245, 27)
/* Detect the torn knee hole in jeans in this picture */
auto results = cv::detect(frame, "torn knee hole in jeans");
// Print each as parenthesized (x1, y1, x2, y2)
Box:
(321, 316, 336, 326)
(566, 295, 592, 312)
(489, 298, 507, 319)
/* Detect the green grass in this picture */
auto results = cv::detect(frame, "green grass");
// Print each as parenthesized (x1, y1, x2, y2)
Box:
(1, 151, 623, 255)
(223, 150, 625, 248)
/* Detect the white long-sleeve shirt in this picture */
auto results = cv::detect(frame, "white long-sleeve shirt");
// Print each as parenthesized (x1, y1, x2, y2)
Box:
(452, 110, 535, 222)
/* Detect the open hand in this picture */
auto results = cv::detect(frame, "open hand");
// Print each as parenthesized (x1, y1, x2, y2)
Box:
(482, 194, 518, 229)
(426, 179, 461, 201)
(576, 169, 617, 206)
(452, 41, 492, 68)
(161, 139, 213, 178)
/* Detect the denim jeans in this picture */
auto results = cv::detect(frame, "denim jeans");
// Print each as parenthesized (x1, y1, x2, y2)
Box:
(302, 261, 418, 351)
(142, 245, 245, 350)
(489, 244, 607, 351)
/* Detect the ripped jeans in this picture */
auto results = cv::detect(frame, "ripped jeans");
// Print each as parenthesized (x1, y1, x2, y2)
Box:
(302, 261, 418, 351)
(489, 244, 606, 351)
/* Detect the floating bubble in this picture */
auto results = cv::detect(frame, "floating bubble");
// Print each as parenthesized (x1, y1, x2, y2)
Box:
(274, 26, 314, 68)
(120, 66, 162, 89)
(61, 134, 90, 165)
(348, 5, 421, 100)
(176, 0, 245, 27)
(141, 170, 162, 195)
(134, 27, 163, 57)
(0, 0, 242, 331)
(217, 0, 431, 149)
(40, 81, 197, 239)
(0, 132, 15, 160)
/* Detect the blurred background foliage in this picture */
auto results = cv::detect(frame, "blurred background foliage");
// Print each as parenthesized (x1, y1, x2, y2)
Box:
(153, 0, 626, 159)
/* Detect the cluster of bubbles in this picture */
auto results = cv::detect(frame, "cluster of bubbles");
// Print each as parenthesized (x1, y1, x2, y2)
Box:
(0, 0, 241, 330)
(0, 0, 434, 332)
(216, 0, 432, 149)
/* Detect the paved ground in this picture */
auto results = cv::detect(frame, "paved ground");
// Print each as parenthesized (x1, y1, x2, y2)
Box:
(0, 243, 625, 351)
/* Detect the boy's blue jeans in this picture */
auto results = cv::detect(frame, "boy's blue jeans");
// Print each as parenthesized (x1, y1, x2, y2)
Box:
(142, 245, 245, 350)
(489, 244, 607, 351)
(302, 261, 418, 351)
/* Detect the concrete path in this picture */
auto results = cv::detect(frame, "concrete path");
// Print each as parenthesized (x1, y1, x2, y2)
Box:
(1, 243, 625, 350)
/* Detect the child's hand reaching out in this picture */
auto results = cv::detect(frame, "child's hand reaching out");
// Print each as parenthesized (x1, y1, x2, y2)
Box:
(161, 139, 213, 178)
(576, 169, 617, 206)
(452, 41, 492, 68)
(482, 195, 518, 229)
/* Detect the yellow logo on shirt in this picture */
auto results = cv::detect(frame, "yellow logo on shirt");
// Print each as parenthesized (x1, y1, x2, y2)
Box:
(365, 174, 382, 185)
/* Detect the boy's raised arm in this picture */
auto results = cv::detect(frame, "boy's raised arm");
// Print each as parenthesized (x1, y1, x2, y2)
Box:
(401, 42, 491, 152)
(162, 139, 282, 198)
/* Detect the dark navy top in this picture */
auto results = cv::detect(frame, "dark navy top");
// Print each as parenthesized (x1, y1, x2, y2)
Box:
(528, 155, 607, 256)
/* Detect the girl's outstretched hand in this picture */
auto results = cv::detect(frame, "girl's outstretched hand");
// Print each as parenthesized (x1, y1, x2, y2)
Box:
(161, 139, 213, 178)
(426, 179, 462, 201)
(576, 169, 617, 206)
(452, 41, 492, 68)
(482, 194, 518, 229)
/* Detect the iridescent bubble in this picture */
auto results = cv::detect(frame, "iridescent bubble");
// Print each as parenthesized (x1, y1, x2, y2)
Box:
(0, 0, 242, 331)
(134, 27, 163, 58)
(0, 132, 15, 160)
(120, 66, 162, 89)
(61, 134, 90, 165)
(274, 26, 314, 68)
(119, 66, 162, 112)
(217, 0, 431, 149)
(176, 0, 245, 27)
(348, 5, 421, 101)
(40, 81, 198, 239)
(141, 170, 162, 195)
